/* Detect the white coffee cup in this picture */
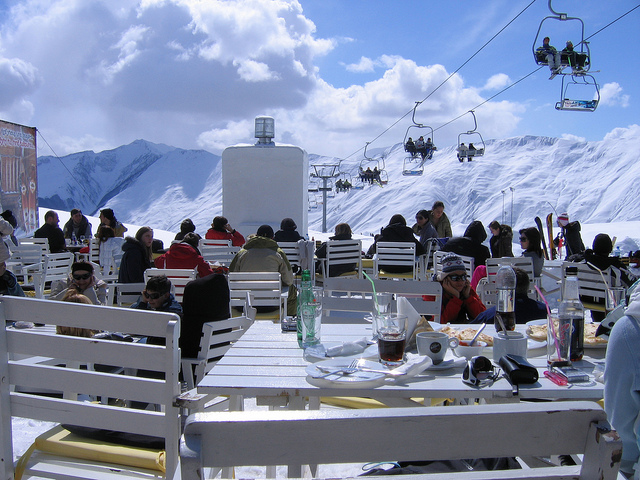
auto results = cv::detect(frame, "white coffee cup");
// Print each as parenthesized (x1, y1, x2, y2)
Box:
(492, 331, 528, 362)
(417, 332, 459, 365)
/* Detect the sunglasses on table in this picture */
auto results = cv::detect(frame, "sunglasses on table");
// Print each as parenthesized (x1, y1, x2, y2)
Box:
(143, 291, 163, 300)
(72, 273, 91, 281)
(462, 356, 501, 388)
(448, 274, 468, 282)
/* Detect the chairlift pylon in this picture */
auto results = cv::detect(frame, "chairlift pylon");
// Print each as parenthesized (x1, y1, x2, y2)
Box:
(456, 110, 485, 162)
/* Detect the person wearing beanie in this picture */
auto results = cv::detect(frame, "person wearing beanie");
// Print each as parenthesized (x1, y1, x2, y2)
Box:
(274, 217, 304, 243)
(205, 216, 245, 246)
(49, 261, 108, 305)
(230, 224, 295, 315)
(437, 253, 486, 324)
(554, 212, 585, 260)
(175, 218, 200, 241)
(582, 233, 637, 322)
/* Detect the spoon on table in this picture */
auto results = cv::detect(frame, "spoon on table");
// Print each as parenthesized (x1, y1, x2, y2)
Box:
(468, 323, 487, 346)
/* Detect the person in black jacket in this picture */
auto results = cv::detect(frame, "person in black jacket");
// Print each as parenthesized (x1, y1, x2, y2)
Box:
(62, 209, 92, 240)
(117, 226, 154, 283)
(367, 214, 425, 273)
(555, 212, 585, 260)
(274, 217, 304, 243)
(315, 223, 357, 277)
(180, 274, 230, 358)
(34, 210, 66, 253)
(488, 221, 514, 258)
(441, 220, 490, 271)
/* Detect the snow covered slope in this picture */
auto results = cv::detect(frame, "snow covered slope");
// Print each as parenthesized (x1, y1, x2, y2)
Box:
(37, 125, 640, 242)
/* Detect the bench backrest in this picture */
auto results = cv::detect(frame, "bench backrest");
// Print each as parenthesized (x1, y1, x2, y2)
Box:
(322, 277, 442, 323)
(180, 401, 621, 480)
(144, 267, 198, 303)
(0, 296, 182, 479)
(433, 251, 474, 278)
(564, 261, 620, 306)
(199, 245, 241, 267)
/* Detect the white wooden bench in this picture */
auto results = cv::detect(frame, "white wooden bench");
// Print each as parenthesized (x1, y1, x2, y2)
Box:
(180, 401, 621, 480)
(0, 296, 182, 479)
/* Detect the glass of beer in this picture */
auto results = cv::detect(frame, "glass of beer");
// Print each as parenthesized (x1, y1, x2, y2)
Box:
(376, 314, 408, 367)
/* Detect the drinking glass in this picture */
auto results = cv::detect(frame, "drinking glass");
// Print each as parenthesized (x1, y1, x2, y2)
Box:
(376, 314, 408, 367)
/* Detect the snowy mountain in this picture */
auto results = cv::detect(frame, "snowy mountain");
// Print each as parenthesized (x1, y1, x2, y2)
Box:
(37, 125, 640, 244)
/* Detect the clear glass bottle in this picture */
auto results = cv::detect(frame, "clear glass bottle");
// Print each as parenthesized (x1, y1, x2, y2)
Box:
(561, 266, 584, 361)
(296, 269, 313, 347)
(494, 265, 516, 331)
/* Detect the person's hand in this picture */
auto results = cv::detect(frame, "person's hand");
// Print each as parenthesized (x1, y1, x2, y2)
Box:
(225, 224, 234, 233)
(442, 277, 460, 298)
(461, 280, 471, 300)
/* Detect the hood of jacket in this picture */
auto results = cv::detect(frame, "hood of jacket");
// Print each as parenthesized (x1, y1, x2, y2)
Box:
(122, 236, 144, 253)
(464, 220, 487, 243)
(167, 242, 199, 260)
(242, 235, 279, 251)
(626, 288, 640, 319)
(329, 232, 353, 241)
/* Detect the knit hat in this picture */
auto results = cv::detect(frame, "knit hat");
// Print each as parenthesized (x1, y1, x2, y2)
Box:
(71, 261, 94, 274)
(592, 233, 613, 256)
(438, 254, 466, 281)
(557, 213, 569, 227)
(256, 224, 274, 238)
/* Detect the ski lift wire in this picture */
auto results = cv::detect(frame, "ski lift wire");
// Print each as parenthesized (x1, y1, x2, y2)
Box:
(338, 0, 539, 162)
(36, 130, 97, 203)
(583, 3, 640, 42)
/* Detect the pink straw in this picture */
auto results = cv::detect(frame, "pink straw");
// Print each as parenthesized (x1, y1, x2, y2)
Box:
(535, 285, 562, 360)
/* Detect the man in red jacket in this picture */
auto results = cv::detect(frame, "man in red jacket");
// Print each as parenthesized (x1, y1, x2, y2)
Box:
(154, 233, 214, 278)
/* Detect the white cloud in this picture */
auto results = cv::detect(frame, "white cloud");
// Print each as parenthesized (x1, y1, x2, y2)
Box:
(344, 56, 375, 73)
(599, 82, 630, 107)
(561, 133, 586, 143)
(0, 0, 525, 158)
(482, 73, 510, 91)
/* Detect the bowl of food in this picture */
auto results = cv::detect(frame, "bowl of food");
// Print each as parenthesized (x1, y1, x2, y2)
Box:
(452, 341, 487, 360)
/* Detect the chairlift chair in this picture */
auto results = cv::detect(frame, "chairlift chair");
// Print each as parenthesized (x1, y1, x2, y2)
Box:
(555, 73, 600, 112)
(402, 102, 436, 176)
(532, 0, 591, 75)
(359, 142, 387, 185)
(456, 110, 486, 162)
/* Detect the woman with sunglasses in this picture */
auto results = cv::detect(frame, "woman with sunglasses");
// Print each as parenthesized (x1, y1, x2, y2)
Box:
(412, 210, 438, 248)
(437, 254, 486, 324)
(518, 227, 544, 277)
(50, 261, 108, 305)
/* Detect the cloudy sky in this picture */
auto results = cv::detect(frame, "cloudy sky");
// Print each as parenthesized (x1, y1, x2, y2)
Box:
(0, 0, 636, 159)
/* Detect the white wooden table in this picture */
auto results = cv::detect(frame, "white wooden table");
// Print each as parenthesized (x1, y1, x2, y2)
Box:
(197, 321, 606, 410)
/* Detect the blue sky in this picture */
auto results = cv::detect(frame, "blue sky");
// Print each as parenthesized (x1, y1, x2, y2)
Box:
(0, 0, 636, 158)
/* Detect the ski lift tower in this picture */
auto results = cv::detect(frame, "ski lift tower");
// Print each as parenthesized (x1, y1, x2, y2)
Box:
(311, 164, 339, 233)
(222, 117, 308, 236)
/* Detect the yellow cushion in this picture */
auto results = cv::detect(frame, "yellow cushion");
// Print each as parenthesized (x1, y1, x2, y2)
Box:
(16, 425, 165, 476)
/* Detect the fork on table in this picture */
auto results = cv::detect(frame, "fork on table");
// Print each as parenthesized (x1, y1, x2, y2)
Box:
(313, 359, 359, 379)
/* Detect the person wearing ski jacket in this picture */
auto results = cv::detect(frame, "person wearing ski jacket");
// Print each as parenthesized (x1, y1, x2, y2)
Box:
(441, 220, 490, 271)
(604, 289, 640, 479)
(425, 201, 453, 238)
(367, 214, 426, 273)
(437, 254, 486, 324)
(412, 209, 438, 249)
(230, 224, 296, 315)
(118, 227, 154, 283)
(489, 221, 514, 258)
(205, 216, 245, 246)
(154, 234, 214, 278)
(555, 213, 585, 260)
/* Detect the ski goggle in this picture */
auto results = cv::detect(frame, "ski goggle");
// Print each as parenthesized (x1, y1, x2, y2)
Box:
(143, 291, 163, 300)
(462, 356, 501, 388)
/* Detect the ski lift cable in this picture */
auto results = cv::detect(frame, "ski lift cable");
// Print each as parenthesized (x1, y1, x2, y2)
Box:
(337, 0, 539, 164)
(583, 3, 640, 42)
(337, 1, 636, 168)
(36, 130, 97, 203)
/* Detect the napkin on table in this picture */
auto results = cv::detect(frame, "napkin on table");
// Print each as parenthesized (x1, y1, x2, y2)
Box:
(388, 353, 432, 379)
(325, 337, 369, 357)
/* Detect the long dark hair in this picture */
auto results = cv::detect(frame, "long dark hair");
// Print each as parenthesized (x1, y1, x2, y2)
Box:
(519, 227, 543, 257)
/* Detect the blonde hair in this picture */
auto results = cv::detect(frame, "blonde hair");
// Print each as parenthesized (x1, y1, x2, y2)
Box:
(56, 291, 100, 337)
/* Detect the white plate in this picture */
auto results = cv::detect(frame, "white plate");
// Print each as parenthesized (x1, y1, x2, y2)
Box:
(305, 359, 387, 388)
(525, 319, 547, 344)
(584, 342, 608, 349)
(424, 357, 466, 371)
